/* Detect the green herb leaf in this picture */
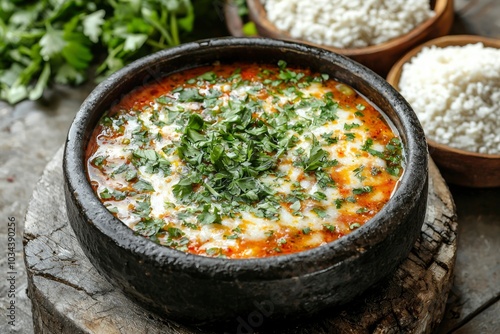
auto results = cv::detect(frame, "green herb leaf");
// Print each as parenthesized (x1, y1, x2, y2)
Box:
(134, 218, 164, 237)
(134, 179, 155, 192)
(353, 165, 366, 181)
(312, 208, 328, 218)
(1, 0, 200, 104)
(345, 133, 356, 141)
(301, 135, 329, 172)
(206, 247, 222, 256)
(353, 186, 373, 195)
(290, 200, 301, 212)
(349, 222, 361, 230)
(242, 22, 257, 36)
(198, 205, 221, 225)
(323, 224, 336, 232)
(167, 227, 184, 239)
(100, 188, 112, 199)
(334, 198, 344, 209)
(39, 25, 65, 60)
(311, 191, 327, 201)
(92, 155, 106, 166)
(82, 10, 105, 43)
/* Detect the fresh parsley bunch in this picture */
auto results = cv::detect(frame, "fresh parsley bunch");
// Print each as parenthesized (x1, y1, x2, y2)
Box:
(0, 0, 194, 104)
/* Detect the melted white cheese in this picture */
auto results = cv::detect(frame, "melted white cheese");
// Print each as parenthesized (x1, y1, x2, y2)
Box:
(88, 66, 402, 258)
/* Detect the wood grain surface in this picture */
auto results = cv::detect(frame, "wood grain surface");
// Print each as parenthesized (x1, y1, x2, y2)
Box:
(436, 185, 500, 334)
(24, 147, 457, 334)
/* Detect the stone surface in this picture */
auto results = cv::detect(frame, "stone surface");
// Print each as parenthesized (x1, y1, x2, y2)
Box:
(0, 84, 93, 334)
(24, 149, 457, 334)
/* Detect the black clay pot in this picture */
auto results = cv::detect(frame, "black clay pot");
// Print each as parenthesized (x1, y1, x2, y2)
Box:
(63, 37, 428, 326)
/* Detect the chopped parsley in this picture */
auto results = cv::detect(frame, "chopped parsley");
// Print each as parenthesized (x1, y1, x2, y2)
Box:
(345, 133, 356, 141)
(312, 208, 328, 218)
(88, 61, 404, 258)
(133, 179, 155, 192)
(353, 186, 373, 195)
(353, 165, 366, 181)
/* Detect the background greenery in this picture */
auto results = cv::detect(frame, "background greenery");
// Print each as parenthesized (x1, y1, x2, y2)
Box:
(0, 0, 242, 104)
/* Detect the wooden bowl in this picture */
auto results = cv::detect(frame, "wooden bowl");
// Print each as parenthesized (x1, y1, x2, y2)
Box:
(241, 0, 454, 76)
(387, 35, 500, 188)
(64, 37, 428, 326)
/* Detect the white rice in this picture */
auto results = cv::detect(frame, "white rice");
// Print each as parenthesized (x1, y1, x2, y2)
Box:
(398, 43, 500, 155)
(261, 0, 434, 48)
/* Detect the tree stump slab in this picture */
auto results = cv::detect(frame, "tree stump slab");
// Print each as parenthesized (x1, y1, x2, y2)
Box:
(23, 147, 458, 334)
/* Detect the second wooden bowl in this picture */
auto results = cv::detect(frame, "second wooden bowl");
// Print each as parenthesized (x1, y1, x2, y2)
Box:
(387, 35, 500, 188)
(243, 0, 454, 76)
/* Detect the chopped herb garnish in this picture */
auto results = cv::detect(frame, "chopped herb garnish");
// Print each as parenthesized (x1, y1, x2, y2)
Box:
(356, 207, 369, 214)
(167, 227, 184, 239)
(133, 179, 155, 192)
(177, 88, 204, 102)
(197, 71, 217, 82)
(107, 206, 119, 214)
(197, 205, 221, 225)
(321, 131, 338, 145)
(265, 230, 274, 238)
(132, 149, 171, 175)
(99, 188, 112, 199)
(316, 170, 336, 189)
(344, 123, 360, 131)
(132, 129, 149, 144)
(349, 223, 361, 230)
(134, 218, 164, 237)
(100, 188, 126, 200)
(323, 224, 336, 232)
(134, 198, 151, 218)
(312, 207, 328, 218)
(345, 133, 356, 141)
(290, 200, 301, 212)
(112, 164, 129, 176)
(363, 137, 404, 176)
(206, 248, 222, 256)
(295, 135, 329, 172)
(334, 198, 344, 209)
(353, 165, 366, 181)
(346, 196, 357, 203)
(125, 169, 138, 181)
(93, 156, 106, 166)
(311, 191, 327, 201)
(89, 61, 404, 258)
(371, 167, 381, 176)
(353, 186, 373, 195)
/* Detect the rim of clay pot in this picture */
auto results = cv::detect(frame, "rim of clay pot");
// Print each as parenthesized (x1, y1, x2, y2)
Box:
(64, 37, 428, 281)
